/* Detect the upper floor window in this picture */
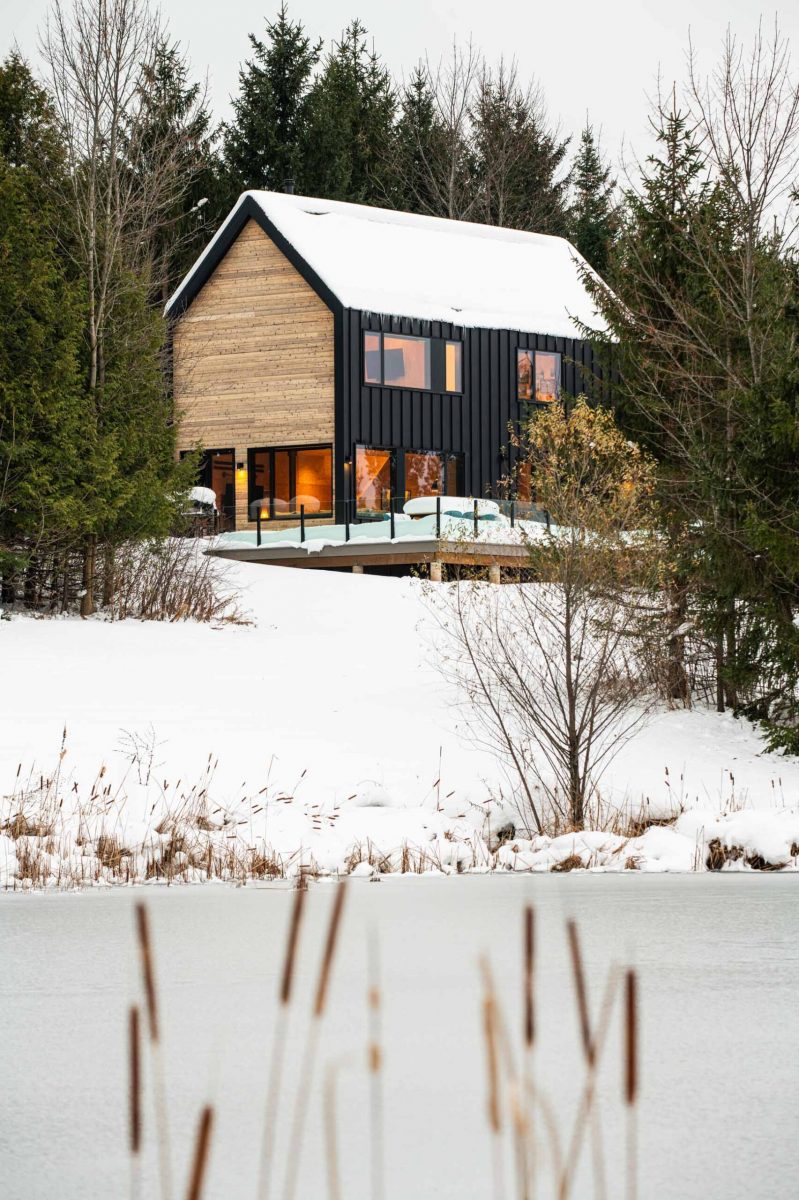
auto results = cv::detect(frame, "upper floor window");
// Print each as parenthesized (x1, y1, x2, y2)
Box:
(445, 341, 462, 393)
(363, 331, 462, 393)
(383, 334, 430, 389)
(517, 349, 561, 404)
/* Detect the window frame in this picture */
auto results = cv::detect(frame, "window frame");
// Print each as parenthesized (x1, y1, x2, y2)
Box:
(362, 330, 464, 395)
(247, 443, 333, 521)
(534, 350, 562, 405)
(354, 444, 397, 515)
(444, 340, 463, 394)
(516, 347, 562, 404)
(403, 448, 465, 500)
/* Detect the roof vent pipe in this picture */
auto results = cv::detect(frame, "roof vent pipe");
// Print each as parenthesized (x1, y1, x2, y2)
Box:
(283, 177, 295, 195)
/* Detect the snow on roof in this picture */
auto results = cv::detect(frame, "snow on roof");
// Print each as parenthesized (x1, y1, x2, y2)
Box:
(166, 190, 607, 338)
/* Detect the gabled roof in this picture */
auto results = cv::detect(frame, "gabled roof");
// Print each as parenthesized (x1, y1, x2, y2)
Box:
(166, 190, 607, 339)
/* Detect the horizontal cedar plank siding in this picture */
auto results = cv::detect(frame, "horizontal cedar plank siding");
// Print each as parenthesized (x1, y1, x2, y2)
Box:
(173, 219, 334, 528)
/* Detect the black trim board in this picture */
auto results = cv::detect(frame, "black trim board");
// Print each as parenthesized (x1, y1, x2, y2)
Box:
(165, 194, 344, 321)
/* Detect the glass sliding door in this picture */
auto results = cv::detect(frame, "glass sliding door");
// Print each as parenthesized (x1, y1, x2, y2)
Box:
(355, 446, 395, 514)
(247, 445, 333, 519)
(405, 450, 464, 500)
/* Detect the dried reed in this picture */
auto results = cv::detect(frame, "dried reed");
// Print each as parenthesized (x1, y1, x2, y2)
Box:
(624, 970, 638, 1200)
(522, 906, 535, 1200)
(558, 964, 620, 1200)
(129, 1006, 141, 1200)
(368, 932, 384, 1200)
(185, 1106, 214, 1200)
(257, 883, 307, 1200)
(282, 883, 348, 1200)
(135, 903, 172, 1200)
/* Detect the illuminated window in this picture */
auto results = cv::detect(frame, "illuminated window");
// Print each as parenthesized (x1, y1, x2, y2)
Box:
(248, 446, 333, 518)
(517, 349, 533, 401)
(445, 341, 462, 392)
(405, 451, 464, 499)
(383, 334, 431, 389)
(356, 446, 395, 512)
(535, 352, 561, 404)
(363, 331, 382, 384)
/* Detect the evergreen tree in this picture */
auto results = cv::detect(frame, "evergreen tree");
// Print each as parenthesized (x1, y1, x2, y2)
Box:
(569, 121, 618, 274)
(301, 20, 396, 202)
(0, 57, 86, 597)
(390, 66, 442, 212)
(223, 3, 321, 194)
(471, 64, 570, 234)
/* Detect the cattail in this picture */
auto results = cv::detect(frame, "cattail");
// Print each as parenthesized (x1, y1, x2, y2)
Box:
(135, 903, 158, 1043)
(280, 882, 307, 1005)
(129, 1006, 141, 1155)
(483, 991, 501, 1134)
(524, 906, 535, 1049)
(624, 970, 637, 1105)
(185, 1106, 214, 1200)
(566, 920, 593, 1068)
(314, 882, 347, 1018)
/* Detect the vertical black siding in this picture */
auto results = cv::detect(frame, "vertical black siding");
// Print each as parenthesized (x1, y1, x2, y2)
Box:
(335, 309, 609, 514)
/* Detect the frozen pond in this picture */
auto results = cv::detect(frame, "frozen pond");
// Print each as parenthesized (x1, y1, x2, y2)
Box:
(1, 874, 797, 1199)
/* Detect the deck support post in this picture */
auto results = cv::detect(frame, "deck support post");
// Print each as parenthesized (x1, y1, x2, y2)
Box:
(429, 560, 442, 583)
(488, 563, 501, 585)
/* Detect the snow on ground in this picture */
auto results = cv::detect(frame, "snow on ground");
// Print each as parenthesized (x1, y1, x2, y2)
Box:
(1, 559, 798, 884)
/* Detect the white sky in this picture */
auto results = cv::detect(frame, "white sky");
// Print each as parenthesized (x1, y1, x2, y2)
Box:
(3, 0, 798, 173)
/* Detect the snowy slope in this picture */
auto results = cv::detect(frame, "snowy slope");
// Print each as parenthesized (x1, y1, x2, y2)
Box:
(1, 561, 798, 882)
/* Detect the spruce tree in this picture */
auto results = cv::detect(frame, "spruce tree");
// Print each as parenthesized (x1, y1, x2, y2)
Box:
(471, 64, 570, 234)
(301, 20, 396, 202)
(223, 3, 321, 194)
(568, 121, 618, 274)
(0, 57, 86, 599)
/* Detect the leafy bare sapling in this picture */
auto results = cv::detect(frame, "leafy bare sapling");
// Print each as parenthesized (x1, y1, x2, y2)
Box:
(437, 400, 660, 831)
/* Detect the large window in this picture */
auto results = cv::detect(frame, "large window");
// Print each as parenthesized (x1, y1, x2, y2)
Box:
(517, 349, 561, 403)
(383, 334, 430, 389)
(355, 446, 395, 513)
(363, 332, 462, 393)
(405, 451, 464, 500)
(248, 445, 332, 518)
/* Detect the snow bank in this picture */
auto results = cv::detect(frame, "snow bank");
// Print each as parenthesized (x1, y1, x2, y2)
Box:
(2, 560, 798, 887)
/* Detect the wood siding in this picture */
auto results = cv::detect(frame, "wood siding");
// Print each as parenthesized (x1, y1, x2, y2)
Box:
(173, 219, 334, 527)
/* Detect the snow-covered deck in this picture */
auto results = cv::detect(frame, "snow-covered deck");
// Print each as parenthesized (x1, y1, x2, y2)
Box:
(208, 503, 551, 572)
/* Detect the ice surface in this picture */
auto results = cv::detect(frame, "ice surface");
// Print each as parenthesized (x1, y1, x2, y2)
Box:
(1, 875, 796, 1199)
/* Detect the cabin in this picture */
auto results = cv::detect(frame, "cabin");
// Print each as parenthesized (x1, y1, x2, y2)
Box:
(166, 191, 609, 532)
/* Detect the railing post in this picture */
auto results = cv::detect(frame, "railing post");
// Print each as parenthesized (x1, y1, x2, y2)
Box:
(390, 497, 395, 540)
(300, 504, 305, 543)
(473, 498, 479, 539)
(436, 495, 441, 539)
(345, 499, 350, 542)
(256, 506, 262, 547)
(510, 500, 515, 528)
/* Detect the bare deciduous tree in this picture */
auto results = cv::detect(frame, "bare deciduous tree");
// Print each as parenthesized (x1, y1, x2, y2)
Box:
(433, 400, 661, 832)
(40, 0, 208, 614)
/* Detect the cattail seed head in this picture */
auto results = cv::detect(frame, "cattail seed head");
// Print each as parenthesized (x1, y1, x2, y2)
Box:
(314, 883, 347, 1018)
(135, 903, 159, 1043)
(280, 882, 307, 1005)
(625, 969, 638, 1105)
